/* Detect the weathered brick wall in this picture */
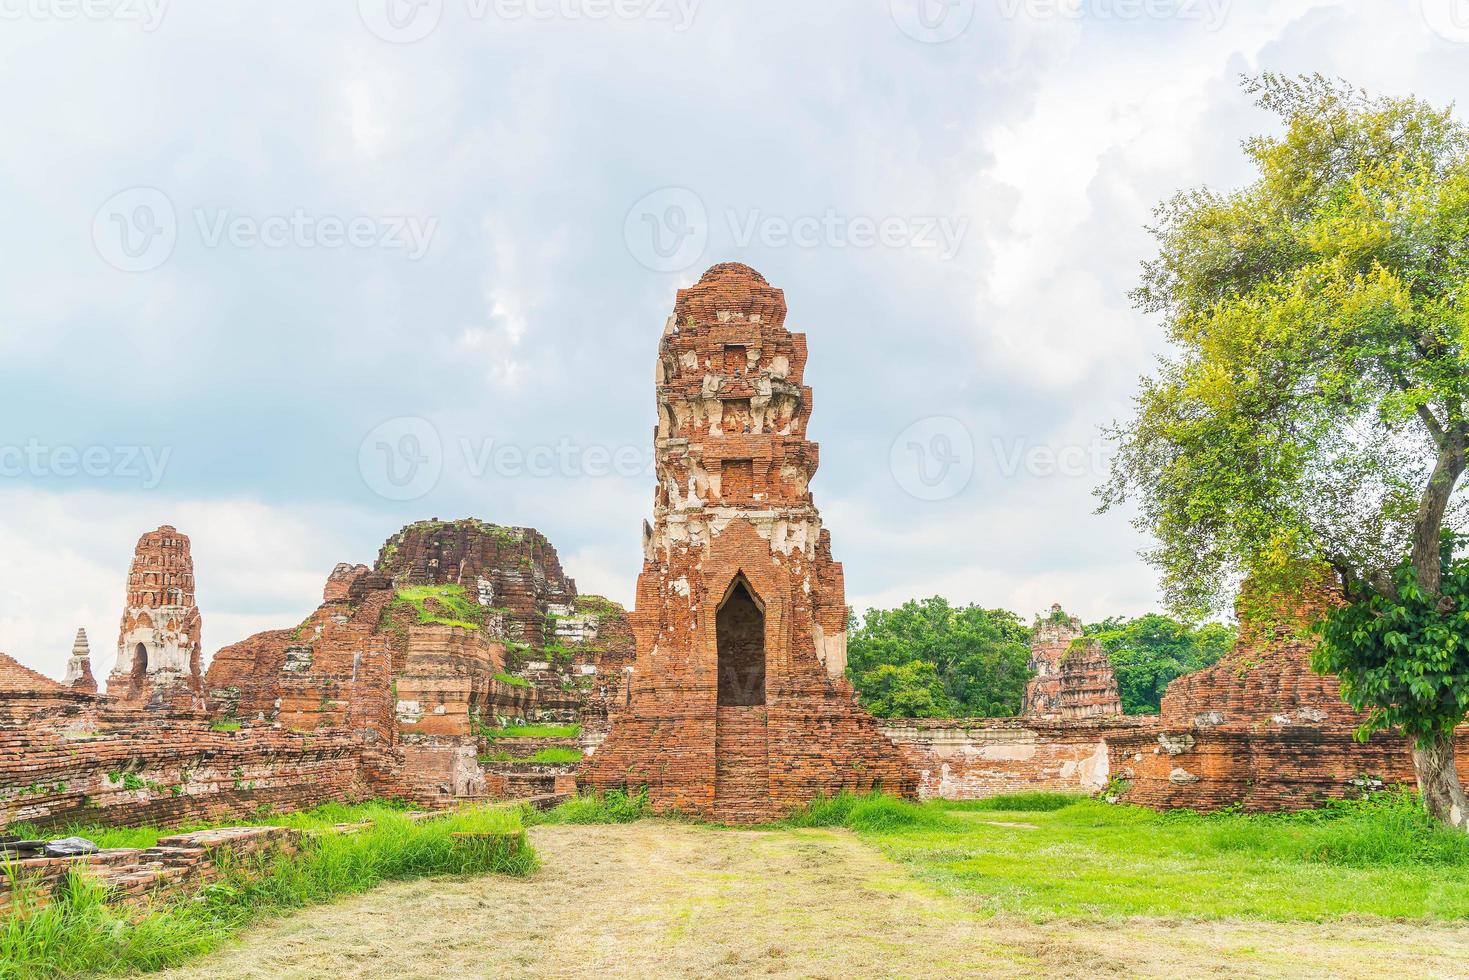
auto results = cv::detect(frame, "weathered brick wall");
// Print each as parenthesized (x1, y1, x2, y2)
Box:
(0, 717, 365, 830)
(1110, 726, 1469, 811)
(883, 717, 1157, 799)
(0, 825, 302, 916)
(0, 653, 94, 725)
(1114, 577, 1469, 811)
(583, 264, 914, 822)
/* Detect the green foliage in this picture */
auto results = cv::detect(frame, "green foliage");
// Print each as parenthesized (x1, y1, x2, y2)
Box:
(533, 789, 649, 825)
(849, 661, 951, 718)
(491, 673, 531, 688)
(209, 719, 242, 732)
(1315, 535, 1469, 744)
(573, 595, 623, 617)
(846, 598, 1033, 718)
(479, 748, 582, 765)
(0, 804, 535, 977)
(391, 585, 485, 630)
(1100, 74, 1469, 615)
(1086, 614, 1237, 713)
(487, 723, 580, 740)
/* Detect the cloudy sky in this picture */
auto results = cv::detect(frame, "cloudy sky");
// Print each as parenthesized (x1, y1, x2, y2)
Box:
(3, 0, 1467, 682)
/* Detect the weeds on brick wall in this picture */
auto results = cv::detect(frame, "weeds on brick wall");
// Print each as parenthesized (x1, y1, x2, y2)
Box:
(390, 584, 485, 630)
(492, 672, 531, 688)
(489, 723, 580, 740)
(480, 748, 583, 765)
(0, 804, 536, 978)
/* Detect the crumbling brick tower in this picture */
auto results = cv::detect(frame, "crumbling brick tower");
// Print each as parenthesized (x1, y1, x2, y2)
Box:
(584, 263, 914, 822)
(1022, 604, 1123, 720)
(109, 525, 203, 707)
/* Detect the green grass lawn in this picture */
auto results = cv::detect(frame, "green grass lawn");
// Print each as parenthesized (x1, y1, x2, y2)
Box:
(789, 791, 1469, 922)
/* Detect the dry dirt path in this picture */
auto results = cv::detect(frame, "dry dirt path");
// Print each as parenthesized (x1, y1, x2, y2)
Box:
(160, 822, 1469, 979)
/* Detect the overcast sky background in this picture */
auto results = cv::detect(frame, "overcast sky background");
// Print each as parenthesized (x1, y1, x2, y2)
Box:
(3, 0, 1468, 682)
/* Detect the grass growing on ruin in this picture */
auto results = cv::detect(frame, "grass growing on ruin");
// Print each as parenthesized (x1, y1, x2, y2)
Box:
(489, 723, 580, 739)
(492, 672, 531, 688)
(787, 791, 1469, 921)
(0, 804, 535, 979)
(392, 584, 484, 630)
(480, 747, 583, 765)
(7, 800, 419, 852)
(533, 788, 651, 825)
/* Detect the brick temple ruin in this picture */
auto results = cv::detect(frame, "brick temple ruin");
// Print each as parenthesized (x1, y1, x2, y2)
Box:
(582, 263, 913, 821)
(1, 519, 634, 832)
(4, 263, 1468, 843)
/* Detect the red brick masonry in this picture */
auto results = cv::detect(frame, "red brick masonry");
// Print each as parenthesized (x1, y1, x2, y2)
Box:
(583, 264, 913, 821)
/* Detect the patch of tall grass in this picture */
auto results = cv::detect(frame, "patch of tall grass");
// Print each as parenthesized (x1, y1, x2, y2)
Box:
(942, 792, 1085, 813)
(0, 805, 535, 979)
(534, 789, 650, 825)
(1186, 792, 1469, 867)
(782, 792, 955, 833)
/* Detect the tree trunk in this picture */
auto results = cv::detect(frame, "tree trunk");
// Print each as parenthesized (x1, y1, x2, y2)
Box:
(1411, 424, 1466, 594)
(1413, 731, 1469, 831)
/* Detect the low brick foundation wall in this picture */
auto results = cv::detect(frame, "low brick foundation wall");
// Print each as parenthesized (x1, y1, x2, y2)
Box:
(0, 721, 365, 830)
(1110, 725, 1469, 812)
(881, 717, 1158, 800)
(0, 825, 301, 916)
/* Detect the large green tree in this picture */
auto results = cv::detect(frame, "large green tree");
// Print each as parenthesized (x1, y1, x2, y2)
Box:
(846, 598, 1032, 718)
(1086, 615, 1236, 714)
(1100, 75, 1469, 827)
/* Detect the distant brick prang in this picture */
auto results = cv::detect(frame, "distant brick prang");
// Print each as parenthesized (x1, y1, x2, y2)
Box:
(1022, 605, 1123, 720)
(1111, 578, 1469, 810)
(109, 526, 203, 710)
(582, 264, 914, 822)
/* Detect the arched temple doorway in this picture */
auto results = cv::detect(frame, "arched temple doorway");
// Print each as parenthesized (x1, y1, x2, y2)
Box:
(714, 574, 771, 820)
(130, 643, 149, 686)
(716, 576, 765, 706)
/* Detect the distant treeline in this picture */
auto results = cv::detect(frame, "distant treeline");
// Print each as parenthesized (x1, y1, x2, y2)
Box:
(845, 597, 1236, 719)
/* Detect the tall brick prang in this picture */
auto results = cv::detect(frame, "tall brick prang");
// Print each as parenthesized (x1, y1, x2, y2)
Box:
(109, 526, 203, 707)
(1022, 605, 1123, 720)
(64, 628, 97, 693)
(583, 263, 914, 822)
